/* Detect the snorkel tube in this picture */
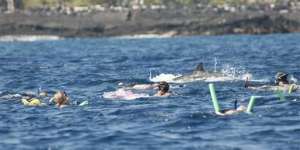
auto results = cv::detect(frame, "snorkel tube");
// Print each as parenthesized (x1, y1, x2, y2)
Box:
(149, 69, 153, 81)
(246, 96, 256, 114)
(208, 83, 221, 113)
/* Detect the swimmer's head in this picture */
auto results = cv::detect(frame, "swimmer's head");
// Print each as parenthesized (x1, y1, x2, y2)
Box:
(275, 72, 289, 85)
(53, 91, 69, 107)
(158, 81, 169, 94)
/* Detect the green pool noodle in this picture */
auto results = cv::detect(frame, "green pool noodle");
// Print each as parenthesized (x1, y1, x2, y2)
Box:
(246, 96, 256, 113)
(208, 83, 221, 113)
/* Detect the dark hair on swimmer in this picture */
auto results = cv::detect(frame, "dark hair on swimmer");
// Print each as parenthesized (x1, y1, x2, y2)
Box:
(275, 72, 289, 85)
(158, 81, 169, 93)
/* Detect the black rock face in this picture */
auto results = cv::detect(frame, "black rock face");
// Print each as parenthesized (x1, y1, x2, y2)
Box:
(0, 10, 300, 37)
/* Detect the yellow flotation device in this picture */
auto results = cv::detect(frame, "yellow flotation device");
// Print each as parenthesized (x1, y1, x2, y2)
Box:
(22, 98, 42, 106)
(288, 84, 297, 94)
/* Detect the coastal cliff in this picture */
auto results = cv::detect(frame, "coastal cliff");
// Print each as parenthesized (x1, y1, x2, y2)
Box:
(1, 0, 300, 38)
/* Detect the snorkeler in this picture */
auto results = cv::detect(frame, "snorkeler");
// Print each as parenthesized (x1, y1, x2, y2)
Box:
(216, 100, 247, 116)
(154, 81, 171, 96)
(209, 83, 256, 116)
(20, 87, 49, 106)
(22, 96, 44, 106)
(245, 72, 298, 93)
(50, 91, 69, 108)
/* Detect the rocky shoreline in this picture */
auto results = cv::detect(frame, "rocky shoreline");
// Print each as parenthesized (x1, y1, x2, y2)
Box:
(1, 9, 300, 38)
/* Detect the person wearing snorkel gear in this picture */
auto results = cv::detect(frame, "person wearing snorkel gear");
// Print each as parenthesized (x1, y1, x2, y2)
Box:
(216, 100, 247, 116)
(154, 81, 171, 96)
(21, 88, 49, 106)
(50, 91, 69, 108)
(245, 72, 298, 92)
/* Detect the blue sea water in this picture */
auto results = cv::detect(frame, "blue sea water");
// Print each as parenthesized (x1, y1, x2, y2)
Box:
(0, 34, 300, 150)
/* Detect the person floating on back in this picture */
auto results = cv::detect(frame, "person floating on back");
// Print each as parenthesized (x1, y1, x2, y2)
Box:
(216, 100, 247, 116)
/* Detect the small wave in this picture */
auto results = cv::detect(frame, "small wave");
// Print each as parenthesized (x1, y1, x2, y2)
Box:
(204, 76, 236, 82)
(0, 35, 62, 42)
(115, 33, 175, 39)
(0, 94, 22, 99)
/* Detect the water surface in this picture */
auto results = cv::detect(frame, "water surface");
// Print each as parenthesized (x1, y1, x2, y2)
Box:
(0, 34, 300, 149)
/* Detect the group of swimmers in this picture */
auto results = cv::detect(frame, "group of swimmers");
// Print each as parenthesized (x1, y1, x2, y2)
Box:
(18, 81, 172, 108)
(8, 63, 299, 116)
(212, 71, 298, 116)
(21, 90, 70, 108)
(246, 72, 298, 92)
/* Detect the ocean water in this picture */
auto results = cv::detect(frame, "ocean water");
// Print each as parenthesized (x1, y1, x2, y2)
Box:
(0, 34, 300, 149)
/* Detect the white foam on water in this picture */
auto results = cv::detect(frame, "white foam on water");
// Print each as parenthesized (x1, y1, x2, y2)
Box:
(0, 35, 62, 42)
(290, 75, 298, 84)
(115, 34, 174, 39)
(241, 72, 270, 82)
(0, 94, 22, 99)
(149, 73, 182, 83)
(221, 64, 246, 79)
(149, 64, 271, 83)
(204, 76, 236, 82)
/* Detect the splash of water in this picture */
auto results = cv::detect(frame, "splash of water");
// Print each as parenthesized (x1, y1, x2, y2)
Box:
(214, 57, 218, 73)
(149, 73, 182, 83)
(290, 75, 298, 84)
(221, 64, 246, 79)
(0, 35, 61, 42)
